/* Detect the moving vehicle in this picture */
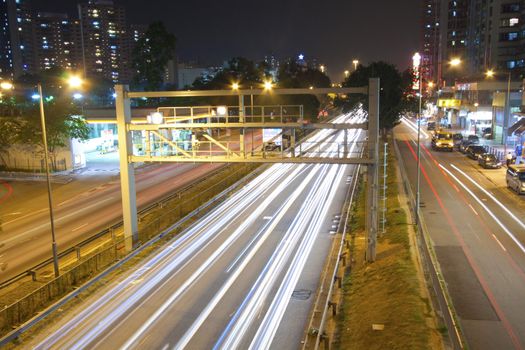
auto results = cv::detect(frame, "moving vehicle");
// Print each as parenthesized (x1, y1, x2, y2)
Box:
(427, 121, 436, 131)
(506, 164, 525, 194)
(431, 131, 454, 151)
(263, 141, 280, 152)
(465, 145, 487, 159)
(478, 153, 501, 169)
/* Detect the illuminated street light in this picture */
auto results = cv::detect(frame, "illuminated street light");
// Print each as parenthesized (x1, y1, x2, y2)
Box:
(320, 65, 325, 73)
(428, 81, 435, 88)
(309, 86, 314, 90)
(232, 82, 239, 90)
(0, 81, 13, 90)
(264, 80, 273, 90)
(73, 93, 83, 100)
(344, 70, 350, 78)
(32, 93, 41, 100)
(485, 69, 495, 78)
(216, 106, 227, 116)
(67, 75, 83, 88)
(147, 112, 164, 124)
(449, 58, 461, 67)
(352, 59, 359, 71)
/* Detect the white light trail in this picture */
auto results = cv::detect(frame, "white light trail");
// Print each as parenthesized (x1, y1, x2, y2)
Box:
(439, 164, 525, 255)
(449, 163, 525, 231)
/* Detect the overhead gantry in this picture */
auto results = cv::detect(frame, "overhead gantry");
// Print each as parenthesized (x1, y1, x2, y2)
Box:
(115, 79, 380, 261)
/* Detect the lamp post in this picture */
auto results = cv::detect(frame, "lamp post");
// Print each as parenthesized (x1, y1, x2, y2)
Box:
(37, 82, 60, 277)
(413, 52, 422, 226)
(1, 75, 84, 278)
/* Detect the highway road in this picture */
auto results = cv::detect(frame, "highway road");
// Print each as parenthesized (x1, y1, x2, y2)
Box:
(395, 118, 525, 350)
(30, 111, 366, 349)
(0, 131, 262, 284)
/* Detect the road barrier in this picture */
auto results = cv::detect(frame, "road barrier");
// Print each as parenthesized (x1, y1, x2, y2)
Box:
(302, 152, 363, 349)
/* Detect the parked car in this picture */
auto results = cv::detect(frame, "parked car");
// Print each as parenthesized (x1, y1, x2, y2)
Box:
(467, 135, 480, 144)
(453, 133, 463, 148)
(459, 140, 473, 153)
(506, 164, 525, 194)
(465, 145, 487, 159)
(478, 153, 501, 169)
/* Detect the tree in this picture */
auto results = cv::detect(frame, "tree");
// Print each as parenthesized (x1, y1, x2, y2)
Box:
(276, 58, 332, 120)
(0, 117, 20, 169)
(399, 68, 426, 115)
(132, 21, 177, 90)
(17, 98, 89, 171)
(342, 62, 404, 135)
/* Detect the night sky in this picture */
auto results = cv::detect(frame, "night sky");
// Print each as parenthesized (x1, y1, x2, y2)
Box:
(32, 0, 422, 81)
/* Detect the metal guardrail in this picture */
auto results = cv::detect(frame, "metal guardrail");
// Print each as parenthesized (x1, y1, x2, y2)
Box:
(393, 137, 465, 349)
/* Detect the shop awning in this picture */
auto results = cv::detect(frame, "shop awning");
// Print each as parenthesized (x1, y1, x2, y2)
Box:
(508, 117, 525, 136)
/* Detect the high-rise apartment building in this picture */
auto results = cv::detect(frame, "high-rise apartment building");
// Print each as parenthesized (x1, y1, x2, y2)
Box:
(78, 0, 129, 83)
(421, 0, 441, 83)
(34, 12, 82, 72)
(423, 0, 525, 84)
(0, 0, 35, 80)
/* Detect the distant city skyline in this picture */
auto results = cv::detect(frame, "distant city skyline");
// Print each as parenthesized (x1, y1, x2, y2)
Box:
(30, 0, 422, 80)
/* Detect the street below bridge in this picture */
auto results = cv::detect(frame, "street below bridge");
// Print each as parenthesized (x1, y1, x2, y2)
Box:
(395, 118, 525, 350)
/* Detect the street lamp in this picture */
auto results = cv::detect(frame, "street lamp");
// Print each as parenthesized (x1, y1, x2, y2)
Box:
(449, 58, 461, 67)
(3, 76, 85, 278)
(264, 80, 273, 90)
(412, 52, 423, 226)
(231, 82, 239, 90)
(67, 75, 83, 89)
(320, 65, 325, 73)
(0, 81, 13, 90)
(352, 59, 359, 71)
(344, 70, 350, 78)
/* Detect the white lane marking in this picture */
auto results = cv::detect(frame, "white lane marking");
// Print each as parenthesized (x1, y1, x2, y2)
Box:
(439, 164, 525, 255)
(492, 234, 507, 252)
(160, 344, 169, 350)
(5, 212, 22, 216)
(450, 163, 525, 231)
(468, 204, 479, 216)
(1, 196, 115, 246)
(2, 208, 47, 225)
(72, 223, 88, 232)
(263, 216, 273, 220)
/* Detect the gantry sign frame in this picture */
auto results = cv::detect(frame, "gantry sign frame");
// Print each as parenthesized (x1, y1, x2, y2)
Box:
(115, 79, 380, 262)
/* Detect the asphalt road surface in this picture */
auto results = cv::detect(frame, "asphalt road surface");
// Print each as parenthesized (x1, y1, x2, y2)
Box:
(0, 130, 263, 283)
(30, 111, 366, 349)
(395, 117, 525, 350)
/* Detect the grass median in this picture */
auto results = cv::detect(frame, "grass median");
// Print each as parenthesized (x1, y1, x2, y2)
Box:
(334, 138, 444, 350)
